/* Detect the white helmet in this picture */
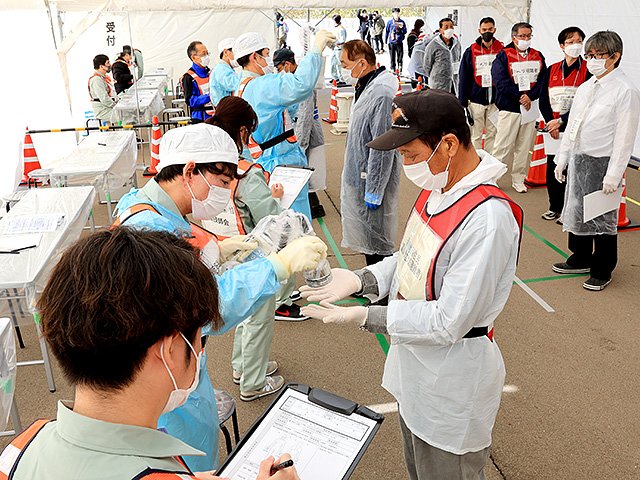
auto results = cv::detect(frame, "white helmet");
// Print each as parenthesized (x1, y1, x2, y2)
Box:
(234, 32, 269, 60)
(157, 124, 238, 172)
(218, 37, 235, 56)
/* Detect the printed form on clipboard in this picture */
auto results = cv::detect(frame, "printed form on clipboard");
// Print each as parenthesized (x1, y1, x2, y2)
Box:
(217, 384, 383, 480)
(268, 165, 314, 209)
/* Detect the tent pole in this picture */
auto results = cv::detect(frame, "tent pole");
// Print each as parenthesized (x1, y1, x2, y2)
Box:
(314, 8, 334, 28)
(43, 0, 59, 50)
(526, 0, 533, 22)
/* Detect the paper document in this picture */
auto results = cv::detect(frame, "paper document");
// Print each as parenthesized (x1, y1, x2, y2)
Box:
(583, 188, 624, 223)
(543, 132, 562, 155)
(520, 99, 540, 125)
(1, 214, 65, 235)
(218, 388, 379, 480)
(0, 233, 42, 253)
(488, 109, 500, 127)
(268, 166, 313, 209)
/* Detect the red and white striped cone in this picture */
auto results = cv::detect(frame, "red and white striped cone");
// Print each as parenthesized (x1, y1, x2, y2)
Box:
(395, 70, 403, 97)
(143, 116, 162, 177)
(416, 75, 424, 91)
(322, 80, 338, 124)
(21, 127, 42, 185)
(617, 176, 631, 229)
(524, 126, 547, 187)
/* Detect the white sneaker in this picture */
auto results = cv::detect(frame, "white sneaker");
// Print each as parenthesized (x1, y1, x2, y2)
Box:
(241, 375, 285, 402)
(512, 182, 528, 193)
(233, 360, 278, 385)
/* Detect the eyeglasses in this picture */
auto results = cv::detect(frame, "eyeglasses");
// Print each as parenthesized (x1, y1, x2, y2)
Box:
(584, 52, 610, 60)
(515, 34, 533, 40)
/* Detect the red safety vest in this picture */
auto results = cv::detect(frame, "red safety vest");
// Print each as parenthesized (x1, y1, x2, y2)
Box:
(547, 59, 589, 118)
(397, 184, 523, 303)
(205, 159, 270, 239)
(0, 419, 199, 480)
(470, 39, 504, 87)
(88, 72, 114, 101)
(235, 77, 297, 159)
(503, 46, 543, 91)
(185, 69, 215, 116)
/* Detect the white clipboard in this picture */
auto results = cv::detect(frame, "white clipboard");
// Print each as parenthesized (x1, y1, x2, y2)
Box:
(268, 165, 314, 209)
(217, 384, 384, 480)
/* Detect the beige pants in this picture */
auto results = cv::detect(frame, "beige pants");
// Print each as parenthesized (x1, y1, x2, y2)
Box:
(492, 110, 537, 184)
(468, 102, 498, 155)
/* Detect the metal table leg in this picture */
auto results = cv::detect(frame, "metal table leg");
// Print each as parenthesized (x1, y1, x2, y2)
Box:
(33, 313, 56, 392)
(10, 400, 21, 433)
(105, 191, 113, 219)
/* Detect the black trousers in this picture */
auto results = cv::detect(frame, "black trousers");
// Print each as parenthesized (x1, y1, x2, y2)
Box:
(567, 232, 618, 280)
(365, 253, 390, 266)
(389, 42, 404, 72)
(546, 154, 566, 214)
(373, 34, 384, 52)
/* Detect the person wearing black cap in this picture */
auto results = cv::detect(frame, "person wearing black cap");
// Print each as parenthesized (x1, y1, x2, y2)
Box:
(300, 89, 523, 479)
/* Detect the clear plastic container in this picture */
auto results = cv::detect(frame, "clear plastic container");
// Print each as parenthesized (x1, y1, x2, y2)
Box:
(303, 258, 333, 288)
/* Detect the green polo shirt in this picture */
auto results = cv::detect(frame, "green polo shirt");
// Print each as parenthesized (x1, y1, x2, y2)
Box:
(11, 401, 204, 479)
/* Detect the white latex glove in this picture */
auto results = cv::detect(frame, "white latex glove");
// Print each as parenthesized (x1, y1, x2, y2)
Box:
(554, 165, 566, 183)
(299, 268, 361, 303)
(218, 235, 258, 263)
(603, 182, 617, 194)
(312, 30, 337, 53)
(301, 301, 368, 326)
(272, 236, 327, 276)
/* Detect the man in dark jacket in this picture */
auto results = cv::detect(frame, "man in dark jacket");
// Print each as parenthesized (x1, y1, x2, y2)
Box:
(112, 51, 134, 94)
(385, 8, 407, 73)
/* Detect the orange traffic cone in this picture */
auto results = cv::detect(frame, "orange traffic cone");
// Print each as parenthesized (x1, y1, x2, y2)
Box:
(524, 127, 547, 187)
(21, 127, 43, 185)
(395, 70, 402, 97)
(143, 116, 162, 177)
(617, 176, 631, 228)
(322, 80, 338, 124)
(415, 75, 424, 91)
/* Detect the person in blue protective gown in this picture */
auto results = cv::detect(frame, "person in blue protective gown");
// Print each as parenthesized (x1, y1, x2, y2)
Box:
(232, 30, 336, 220)
(113, 123, 327, 472)
(209, 37, 241, 107)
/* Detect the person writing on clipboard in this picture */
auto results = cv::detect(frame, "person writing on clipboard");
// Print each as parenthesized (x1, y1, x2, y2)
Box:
(0, 228, 300, 480)
(301, 90, 523, 480)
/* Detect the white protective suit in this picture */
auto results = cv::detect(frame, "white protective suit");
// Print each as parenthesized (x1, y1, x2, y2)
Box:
(423, 34, 462, 93)
(367, 152, 520, 454)
(407, 33, 434, 80)
(340, 69, 402, 256)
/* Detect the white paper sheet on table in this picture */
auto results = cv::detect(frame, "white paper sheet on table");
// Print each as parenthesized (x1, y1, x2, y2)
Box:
(1, 214, 64, 234)
(0, 234, 42, 253)
(268, 166, 313, 209)
(217, 388, 379, 480)
(583, 188, 624, 222)
(520, 99, 540, 125)
(543, 132, 562, 155)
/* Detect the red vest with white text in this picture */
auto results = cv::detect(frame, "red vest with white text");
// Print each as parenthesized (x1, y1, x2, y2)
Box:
(547, 59, 589, 118)
(471, 39, 504, 87)
(503, 46, 543, 91)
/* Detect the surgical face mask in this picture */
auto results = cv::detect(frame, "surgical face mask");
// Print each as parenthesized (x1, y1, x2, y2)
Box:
(160, 333, 201, 415)
(516, 38, 531, 51)
(258, 54, 274, 75)
(481, 31, 494, 43)
(564, 43, 583, 58)
(105, 66, 111, 73)
(187, 172, 231, 220)
(199, 54, 210, 67)
(230, 59, 240, 68)
(344, 61, 364, 86)
(587, 57, 609, 76)
(402, 139, 451, 191)
(443, 28, 455, 40)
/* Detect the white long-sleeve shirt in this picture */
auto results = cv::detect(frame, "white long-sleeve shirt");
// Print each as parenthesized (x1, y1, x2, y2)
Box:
(367, 152, 520, 454)
(556, 68, 640, 186)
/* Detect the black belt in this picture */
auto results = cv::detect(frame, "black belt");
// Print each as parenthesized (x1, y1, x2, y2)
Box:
(259, 129, 295, 151)
(463, 326, 492, 340)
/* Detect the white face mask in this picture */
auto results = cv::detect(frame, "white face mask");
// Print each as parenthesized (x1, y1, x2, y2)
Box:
(230, 59, 240, 69)
(564, 43, 583, 59)
(402, 138, 451, 191)
(199, 54, 210, 67)
(258, 54, 274, 75)
(160, 333, 201, 415)
(443, 28, 455, 40)
(343, 62, 363, 86)
(516, 39, 531, 51)
(187, 172, 232, 220)
(586, 57, 609, 77)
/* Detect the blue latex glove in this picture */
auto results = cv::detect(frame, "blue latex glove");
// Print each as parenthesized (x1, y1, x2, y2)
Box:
(365, 201, 381, 210)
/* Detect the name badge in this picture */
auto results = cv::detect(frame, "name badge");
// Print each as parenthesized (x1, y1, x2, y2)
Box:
(482, 74, 492, 88)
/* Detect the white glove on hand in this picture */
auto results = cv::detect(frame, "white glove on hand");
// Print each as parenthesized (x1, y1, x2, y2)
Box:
(554, 165, 566, 183)
(218, 235, 258, 263)
(313, 30, 337, 53)
(603, 182, 617, 194)
(301, 301, 368, 326)
(273, 236, 327, 276)
(299, 268, 361, 303)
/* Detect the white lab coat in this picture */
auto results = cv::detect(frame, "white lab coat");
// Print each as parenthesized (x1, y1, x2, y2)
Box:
(367, 151, 520, 454)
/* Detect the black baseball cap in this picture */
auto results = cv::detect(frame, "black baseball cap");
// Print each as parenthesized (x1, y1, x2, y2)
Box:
(273, 48, 295, 67)
(367, 89, 468, 151)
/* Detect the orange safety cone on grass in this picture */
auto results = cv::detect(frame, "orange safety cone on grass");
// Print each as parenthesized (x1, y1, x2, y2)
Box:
(322, 80, 338, 124)
(21, 127, 42, 184)
(524, 125, 547, 187)
(143, 116, 162, 177)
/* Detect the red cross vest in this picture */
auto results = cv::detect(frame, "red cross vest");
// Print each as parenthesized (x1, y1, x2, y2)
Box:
(503, 46, 543, 92)
(88, 72, 114, 101)
(235, 77, 297, 159)
(0, 419, 199, 480)
(185, 69, 215, 116)
(547, 59, 589, 118)
(471, 39, 504, 87)
(203, 159, 270, 239)
(395, 184, 523, 303)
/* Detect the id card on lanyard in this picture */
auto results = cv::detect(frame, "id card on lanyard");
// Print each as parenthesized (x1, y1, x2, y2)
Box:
(476, 54, 496, 87)
(511, 60, 540, 91)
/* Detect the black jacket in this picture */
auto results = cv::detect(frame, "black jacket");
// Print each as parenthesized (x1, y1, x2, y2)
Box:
(112, 59, 134, 94)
